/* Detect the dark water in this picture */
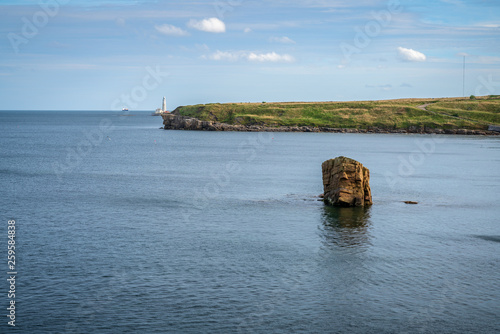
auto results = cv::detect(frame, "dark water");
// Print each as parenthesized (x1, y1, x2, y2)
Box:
(1, 110, 499, 333)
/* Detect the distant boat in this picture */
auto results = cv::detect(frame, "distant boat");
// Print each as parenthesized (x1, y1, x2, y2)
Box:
(122, 107, 129, 111)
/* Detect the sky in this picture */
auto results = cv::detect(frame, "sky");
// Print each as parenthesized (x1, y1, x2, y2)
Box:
(0, 0, 499, 110)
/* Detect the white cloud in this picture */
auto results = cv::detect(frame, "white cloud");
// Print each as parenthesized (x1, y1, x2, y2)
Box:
(39, 63, 100, 70)
(205, 51, 295, 63)
(452, 53, 500, 64)
(188, 17, 226, 33)
(248, 52, 295, 63)
(195, 44, 210, 52)
(365, 84, 392, 91)
(397, 47, 426, 62)
(477, 23, 500, 28)
(207, 50, 242, 61)
(476, 56, 500, 64)
(244, 27, 252, 33)
(155, 24, 189, 36)
(440, 0, 463, 5)
(115, 17, 126, 27)
(269, 36, 296, 44)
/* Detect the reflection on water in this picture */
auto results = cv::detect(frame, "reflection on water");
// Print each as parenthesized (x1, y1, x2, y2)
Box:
(475, 235, 500, 243)
(320, 206, 372, 250)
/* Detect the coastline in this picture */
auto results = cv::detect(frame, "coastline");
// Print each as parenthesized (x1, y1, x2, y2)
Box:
(162, 113, 500, 136)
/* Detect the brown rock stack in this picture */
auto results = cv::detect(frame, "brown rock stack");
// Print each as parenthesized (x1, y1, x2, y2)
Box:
(322, 156, 372, 207)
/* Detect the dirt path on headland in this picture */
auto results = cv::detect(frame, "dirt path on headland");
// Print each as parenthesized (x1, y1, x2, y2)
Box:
(416, 103, 489, 125)
(417, 103, 433, 111)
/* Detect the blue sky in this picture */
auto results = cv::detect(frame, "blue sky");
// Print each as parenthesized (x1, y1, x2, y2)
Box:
(1, 0, 499, 110)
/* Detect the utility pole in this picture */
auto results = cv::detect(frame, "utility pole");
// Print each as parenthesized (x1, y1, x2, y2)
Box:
(463, 56, 466, 97)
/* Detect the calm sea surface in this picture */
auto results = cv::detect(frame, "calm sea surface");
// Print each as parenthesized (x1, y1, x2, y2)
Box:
(1, 110, 499, 333)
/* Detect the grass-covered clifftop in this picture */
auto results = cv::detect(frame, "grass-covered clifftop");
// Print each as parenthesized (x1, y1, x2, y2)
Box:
(173, 96, 500, 130)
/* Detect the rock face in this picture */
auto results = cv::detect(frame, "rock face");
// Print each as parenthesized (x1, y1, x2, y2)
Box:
(163, 114, 215, 131)
(162, 114, 499, 135)
(322, 157, 372, 207)
(488, 125, 500, 132)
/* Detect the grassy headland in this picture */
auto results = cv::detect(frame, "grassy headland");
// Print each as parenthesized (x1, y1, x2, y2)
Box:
(173, 96, 500, 131)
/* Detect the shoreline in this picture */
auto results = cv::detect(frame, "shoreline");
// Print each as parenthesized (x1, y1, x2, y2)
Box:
(162, 114, 500, 136)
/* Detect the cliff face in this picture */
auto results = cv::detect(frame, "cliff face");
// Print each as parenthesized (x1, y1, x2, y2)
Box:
(322, 157, 372, 207)
(162, 114, 497, 135)
(488, 125, 500, 132)
(162, 114, 325, 132)
(163, 114, 216, 131)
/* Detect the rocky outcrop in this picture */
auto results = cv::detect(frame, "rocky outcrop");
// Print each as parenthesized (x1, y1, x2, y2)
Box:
(163, 114, 214, 131)
(488, 125, 500, 132)
(322, 157, 372, 207)
(162, 114, 499, 135)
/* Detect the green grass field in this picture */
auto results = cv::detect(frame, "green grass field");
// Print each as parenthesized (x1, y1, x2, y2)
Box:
(173, 96, 500, 130)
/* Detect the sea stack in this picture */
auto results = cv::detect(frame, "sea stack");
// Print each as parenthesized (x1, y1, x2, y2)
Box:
(322, 156, 372, 207)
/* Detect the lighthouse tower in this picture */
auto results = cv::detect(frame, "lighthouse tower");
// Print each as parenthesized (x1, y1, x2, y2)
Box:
(162, 97, 167, 112)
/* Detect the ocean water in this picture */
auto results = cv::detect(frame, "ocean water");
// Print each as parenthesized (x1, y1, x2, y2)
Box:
(1, 110, 499, 333)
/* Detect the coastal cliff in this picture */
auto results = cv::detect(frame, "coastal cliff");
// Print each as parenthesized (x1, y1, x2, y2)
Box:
(162, 113, 498, 135)
(162, 97, 500, 135)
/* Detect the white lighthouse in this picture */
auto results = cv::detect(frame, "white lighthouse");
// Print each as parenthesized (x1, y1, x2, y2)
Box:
(154, 97, 168, 115)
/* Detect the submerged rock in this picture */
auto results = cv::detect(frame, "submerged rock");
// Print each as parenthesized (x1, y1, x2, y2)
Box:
(322, 156, 372, 207)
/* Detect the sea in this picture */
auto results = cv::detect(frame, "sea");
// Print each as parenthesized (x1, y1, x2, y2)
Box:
(0, 110, 499, 333)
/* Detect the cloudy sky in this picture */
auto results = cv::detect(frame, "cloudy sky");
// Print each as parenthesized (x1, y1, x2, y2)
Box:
(1, 0, 499, 110)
